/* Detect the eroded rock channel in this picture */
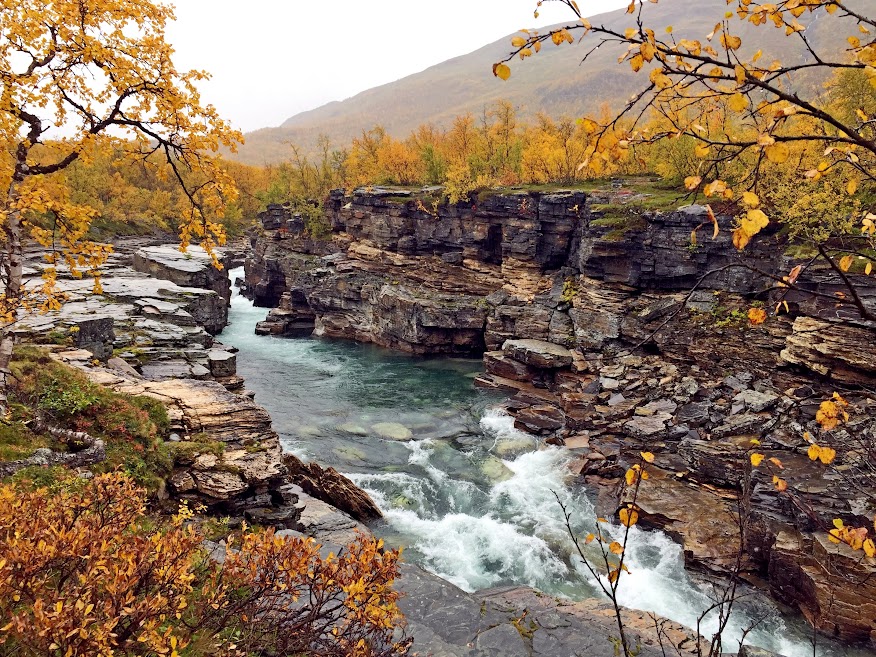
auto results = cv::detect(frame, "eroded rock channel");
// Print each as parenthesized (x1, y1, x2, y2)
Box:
(239, 187, 876, 655)
(16, 182, 875, 657)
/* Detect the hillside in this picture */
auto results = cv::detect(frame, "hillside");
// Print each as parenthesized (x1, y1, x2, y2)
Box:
(234, 0, 858, 165)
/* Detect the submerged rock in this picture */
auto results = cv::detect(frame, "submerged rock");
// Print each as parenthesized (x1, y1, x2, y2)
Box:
(336, 422, 369, 436)
(480, 455, 514, 483)
(371, 422, 413, 441)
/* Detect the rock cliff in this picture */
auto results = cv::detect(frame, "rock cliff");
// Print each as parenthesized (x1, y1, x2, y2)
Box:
(246, 187, 876, 646)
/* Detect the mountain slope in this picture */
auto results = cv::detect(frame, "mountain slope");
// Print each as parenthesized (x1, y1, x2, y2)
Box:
(235, 0, 856, 165)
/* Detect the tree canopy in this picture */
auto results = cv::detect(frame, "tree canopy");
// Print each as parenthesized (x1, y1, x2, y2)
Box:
(0, 0, 242, 407)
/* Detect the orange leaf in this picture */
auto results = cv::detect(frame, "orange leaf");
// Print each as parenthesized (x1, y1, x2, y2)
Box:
(619, 507, 639, 527)
(748, 307, 767, 325)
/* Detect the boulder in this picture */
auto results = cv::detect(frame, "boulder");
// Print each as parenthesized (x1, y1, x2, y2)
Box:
(191, 469, 248, 500)
(71, 316, 115, 360)
(283, 453, 382, 522)
(207, 350, 237, 378)
(514, 405, 566, 433)
(502, 339, 573, 369)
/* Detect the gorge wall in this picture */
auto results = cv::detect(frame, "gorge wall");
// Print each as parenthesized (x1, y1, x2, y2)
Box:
(245, 187, 876, 645)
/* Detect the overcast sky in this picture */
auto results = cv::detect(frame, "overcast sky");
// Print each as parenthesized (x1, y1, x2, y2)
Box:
(165, 0, 629, 133)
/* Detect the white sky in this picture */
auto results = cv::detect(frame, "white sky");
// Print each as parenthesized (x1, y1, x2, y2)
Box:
(166, 0, 629, 133)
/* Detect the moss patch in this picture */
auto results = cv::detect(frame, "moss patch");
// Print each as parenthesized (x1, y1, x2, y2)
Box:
(6, 346, 173, 492)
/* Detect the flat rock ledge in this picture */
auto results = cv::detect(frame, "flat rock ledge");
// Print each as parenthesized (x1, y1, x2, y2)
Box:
(397, 567, 699, 657)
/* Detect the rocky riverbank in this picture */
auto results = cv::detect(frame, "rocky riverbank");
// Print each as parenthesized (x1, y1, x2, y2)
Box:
(244, 187, 876, 646)
(11, 235, 714, 657)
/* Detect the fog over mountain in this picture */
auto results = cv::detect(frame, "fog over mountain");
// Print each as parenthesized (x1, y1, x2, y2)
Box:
(233, 0, 856, 165)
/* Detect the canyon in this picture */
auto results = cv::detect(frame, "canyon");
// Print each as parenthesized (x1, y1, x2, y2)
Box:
(12, 184, 875, 654)
(244, 186, 876, 646)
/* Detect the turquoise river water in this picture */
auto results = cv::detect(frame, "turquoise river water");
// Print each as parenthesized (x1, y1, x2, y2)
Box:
(220, 269, 869, 657)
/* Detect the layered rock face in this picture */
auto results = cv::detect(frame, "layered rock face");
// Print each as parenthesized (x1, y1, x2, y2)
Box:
(246, 188, 876, 646)
(247, 189, 586, 355)
(132, 244, 232, 334)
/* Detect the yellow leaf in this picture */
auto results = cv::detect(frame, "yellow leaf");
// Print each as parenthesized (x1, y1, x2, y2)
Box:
(707, 205, 719, 239)
(839, 255, 853, 272)
(818, 446, 836, 465)
(741, 209, 769, 237)
(695, 143, 711, 158)
(750, 453, 765, 467)
(585, 533, 595, 544)
(742, 191, 760, 207)
(864, 539, 875, 558)
(833, 518, 845, 530)
(608, 569, 620, 583)
(773, 476, 788, 492)
(866, 262, 872, 275)
(769, 457, 783, 469)
(847, 179, 859, 195)
(733, 227, 751, 250)
(619, 507, 639, 527)
(649, 68, 672, 89)
(493, 63, 511, 81)
(640, 451, 655, 463)
(629, 54, 645, 72)
(808, 444, 822, 461)
(609, 541, 624, 555)
(625, 468, 638, 486)
(512, 36, 527, 48)
(684, 176, 702, 191)
(721, 34, 742, 50)
(729, 93, 748, 112)
(765, 143, 790, 163)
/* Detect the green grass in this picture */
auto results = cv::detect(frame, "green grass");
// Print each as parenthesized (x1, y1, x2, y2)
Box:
(5, 346, 173, 492)
(0, 423, 56, 462)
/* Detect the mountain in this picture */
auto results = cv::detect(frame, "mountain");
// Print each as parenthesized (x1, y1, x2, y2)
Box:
(233, 0, 858, 165)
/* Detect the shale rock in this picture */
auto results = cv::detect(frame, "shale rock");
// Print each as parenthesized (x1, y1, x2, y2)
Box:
(780, 316, 876, 384)
(283, 453, 382, 522)
(502, 339, 573, 369)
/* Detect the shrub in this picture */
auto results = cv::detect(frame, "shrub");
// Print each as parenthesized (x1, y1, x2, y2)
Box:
(0, 472, 409, 657)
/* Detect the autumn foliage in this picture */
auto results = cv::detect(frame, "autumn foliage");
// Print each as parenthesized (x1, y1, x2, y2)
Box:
(0, 472, 408, 657)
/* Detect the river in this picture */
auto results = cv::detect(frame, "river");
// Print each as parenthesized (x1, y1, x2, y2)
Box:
(220, 268, 866, 657)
